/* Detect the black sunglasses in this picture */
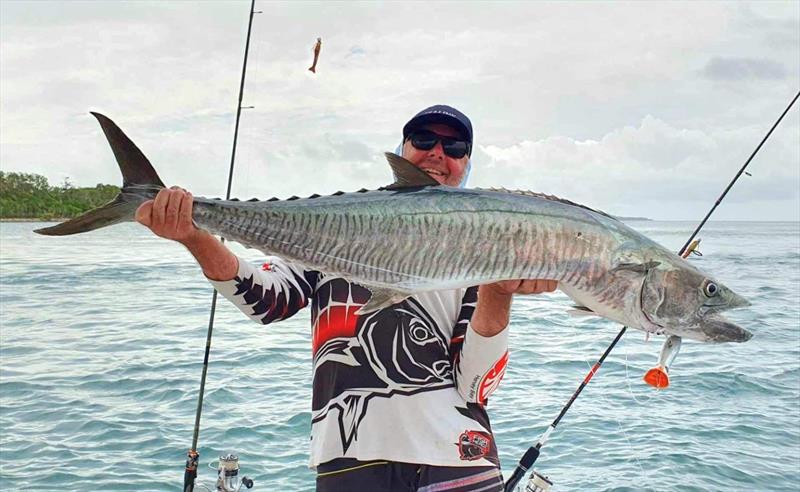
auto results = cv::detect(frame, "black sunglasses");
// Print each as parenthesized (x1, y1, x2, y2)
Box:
(407, 131, 471, 159)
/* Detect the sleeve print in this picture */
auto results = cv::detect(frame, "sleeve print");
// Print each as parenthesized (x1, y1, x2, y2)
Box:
(208, 256, 319, 325)
(449, 286, 477, 367)
(450, 286, 510, 405)
(475, 350, 509, 405)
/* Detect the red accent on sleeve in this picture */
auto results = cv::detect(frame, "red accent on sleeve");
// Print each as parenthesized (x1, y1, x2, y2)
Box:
(477, 351, 509, 404)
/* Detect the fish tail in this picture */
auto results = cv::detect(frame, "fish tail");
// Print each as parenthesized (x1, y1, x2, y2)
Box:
(34, 112, 165, 236)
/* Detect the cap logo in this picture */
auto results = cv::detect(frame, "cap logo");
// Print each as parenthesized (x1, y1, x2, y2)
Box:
(425, 109, 457, 118)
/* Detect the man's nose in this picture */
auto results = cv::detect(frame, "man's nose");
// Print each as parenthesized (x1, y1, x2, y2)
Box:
(427, 141, 445, 158)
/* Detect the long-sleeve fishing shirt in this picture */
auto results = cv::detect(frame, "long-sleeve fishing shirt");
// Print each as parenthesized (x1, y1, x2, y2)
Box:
(209, 256, 510, 468)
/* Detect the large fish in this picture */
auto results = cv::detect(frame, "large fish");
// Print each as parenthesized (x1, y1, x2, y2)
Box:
(36, 113, 752, 343)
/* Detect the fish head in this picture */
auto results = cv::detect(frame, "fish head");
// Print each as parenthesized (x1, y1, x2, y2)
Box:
(639, 260, 752, 343)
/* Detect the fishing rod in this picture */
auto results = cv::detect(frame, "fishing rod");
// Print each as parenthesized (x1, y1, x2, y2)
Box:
(183, 1, 259, 491)
(677, 89, 799, 257)
(504, 89, 800, 492)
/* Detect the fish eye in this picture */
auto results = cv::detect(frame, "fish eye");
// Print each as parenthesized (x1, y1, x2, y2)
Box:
(703, 281, 719, 297)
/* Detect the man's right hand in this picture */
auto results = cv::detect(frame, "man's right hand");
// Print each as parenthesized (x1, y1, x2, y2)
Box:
(135, 186, 239, 281)
(135, 187, 199, 245)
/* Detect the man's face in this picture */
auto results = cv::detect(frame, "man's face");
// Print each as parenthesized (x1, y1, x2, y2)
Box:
(402, 123, 469, 186)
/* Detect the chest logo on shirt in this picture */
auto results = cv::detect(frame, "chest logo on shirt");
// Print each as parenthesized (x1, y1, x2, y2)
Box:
(311, 278, 453, 453)
(456, 430, 493, 461)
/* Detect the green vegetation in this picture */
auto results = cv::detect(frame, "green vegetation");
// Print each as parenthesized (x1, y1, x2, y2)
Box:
(0, 171, 119, 220)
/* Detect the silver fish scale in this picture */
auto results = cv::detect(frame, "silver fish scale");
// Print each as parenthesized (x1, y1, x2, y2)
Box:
(190, 187, 625, 296)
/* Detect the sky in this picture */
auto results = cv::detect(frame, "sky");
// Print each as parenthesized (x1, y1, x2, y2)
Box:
(1, 1, 798, 221)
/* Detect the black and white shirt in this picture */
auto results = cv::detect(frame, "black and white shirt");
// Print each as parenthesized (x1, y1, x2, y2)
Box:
(210, 257, 510, 468)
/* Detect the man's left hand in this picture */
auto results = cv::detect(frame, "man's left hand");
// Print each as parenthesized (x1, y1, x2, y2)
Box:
(471, 279, 559, 337)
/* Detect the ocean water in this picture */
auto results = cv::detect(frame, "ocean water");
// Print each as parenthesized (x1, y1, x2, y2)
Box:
(1, 220, 798, 491)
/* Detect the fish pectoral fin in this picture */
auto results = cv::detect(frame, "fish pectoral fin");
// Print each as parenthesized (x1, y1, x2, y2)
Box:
(610, 260, 661, 275)
(356, 286, 411, 315)
(566, 305, 601, 317)
(382, 153, 440, 189)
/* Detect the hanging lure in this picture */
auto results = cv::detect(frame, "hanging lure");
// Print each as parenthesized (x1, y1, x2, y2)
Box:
(682, 238, 703, 258)
(643, 335, 682, 389)
(308, 37, 322, 73)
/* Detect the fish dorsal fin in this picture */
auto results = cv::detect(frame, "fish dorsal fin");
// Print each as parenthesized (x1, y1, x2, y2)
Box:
(383, 152, 440, 190)
(481, 187, 618, 221)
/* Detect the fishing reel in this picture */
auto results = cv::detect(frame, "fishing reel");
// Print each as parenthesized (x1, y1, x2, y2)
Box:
(196, 453, 254, 492)
(524, 470, 553, 492)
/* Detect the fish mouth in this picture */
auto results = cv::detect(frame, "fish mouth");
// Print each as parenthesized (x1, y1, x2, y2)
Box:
(729, 291, 751, 309)
(697, 314, 753, 343)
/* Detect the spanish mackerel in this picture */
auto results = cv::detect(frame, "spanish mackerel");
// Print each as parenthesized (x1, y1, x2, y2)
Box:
(36, 113, 752, 343)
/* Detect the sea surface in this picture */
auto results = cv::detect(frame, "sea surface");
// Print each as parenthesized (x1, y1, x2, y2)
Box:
(1, 220, 798, 491)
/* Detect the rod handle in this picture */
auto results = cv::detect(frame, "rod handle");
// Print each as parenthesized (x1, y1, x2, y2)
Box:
(504, 446, 541, 491)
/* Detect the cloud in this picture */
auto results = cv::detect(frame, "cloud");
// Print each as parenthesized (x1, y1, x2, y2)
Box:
(476, 115, 799, 219)
(1, 1, 798, 221)
(347, 46, 366, 58)
(700, 56, 788, 81)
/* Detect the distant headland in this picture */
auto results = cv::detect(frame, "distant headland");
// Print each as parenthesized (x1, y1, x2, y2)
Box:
(0, 171, 119, 221)
(615, 216, 652, 221)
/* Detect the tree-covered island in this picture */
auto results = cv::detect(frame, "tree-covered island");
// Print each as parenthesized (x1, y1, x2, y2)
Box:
(0, 171, 119, 220)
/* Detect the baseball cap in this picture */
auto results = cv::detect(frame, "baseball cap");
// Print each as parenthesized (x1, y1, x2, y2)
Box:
(402, 105, 473, 154)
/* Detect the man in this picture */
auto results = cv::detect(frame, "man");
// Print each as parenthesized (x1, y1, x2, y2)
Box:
(136, 105, 557, 491)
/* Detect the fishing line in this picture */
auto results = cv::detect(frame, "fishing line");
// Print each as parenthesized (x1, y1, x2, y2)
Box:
(580, 355, 656, 492)
(504, 89, 800, 492)
(236, 17, 270, 201)
(621, 341, 660, 406)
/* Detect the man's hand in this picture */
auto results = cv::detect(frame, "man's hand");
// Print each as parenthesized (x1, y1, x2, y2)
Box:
(135, 186, 239, 281)
(471, 279, 559, 337)
(135, 187, 199, 245)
